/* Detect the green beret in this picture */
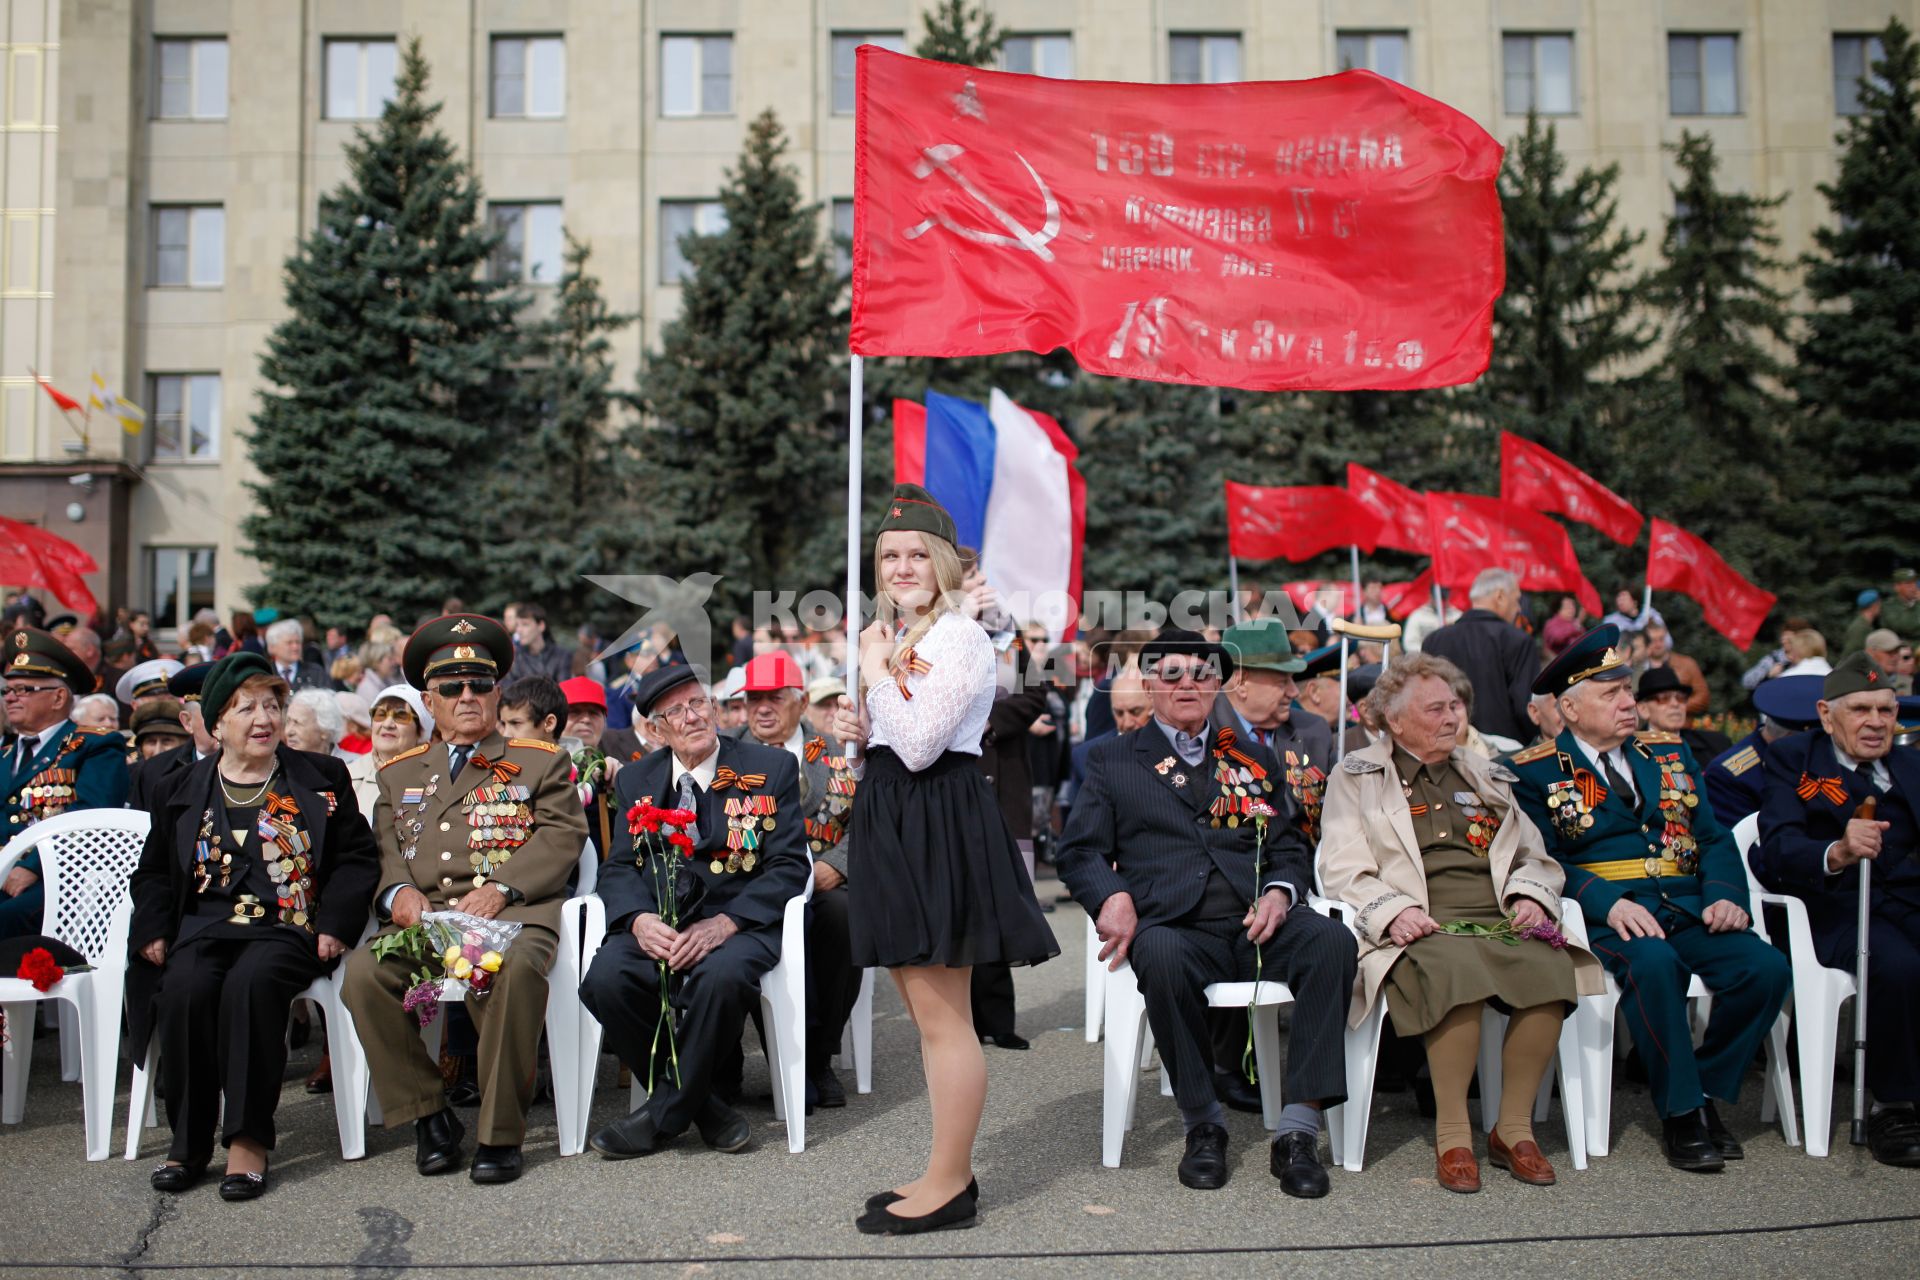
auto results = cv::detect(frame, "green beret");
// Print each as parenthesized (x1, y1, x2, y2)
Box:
(202, 652, 279, 729)
(403, 614, 514, 690)
(3, 626, 97, 695)
(1823, 651, 1892, 701)
(1221, 619, 1306, 674)
(876, 483, 958, 547)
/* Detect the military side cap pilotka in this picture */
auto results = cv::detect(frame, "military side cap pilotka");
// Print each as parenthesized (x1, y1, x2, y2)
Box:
(1823, 651, 1891, 701)
(4, 626, 97, 695)
(1532, 624, 1633, 699)
(403, 614, 514, 690)
(632, 664, 705, 717)
(1222, 619, 1307, 674)
(200, 652, 276, 727)
(876, 483, 958, 546)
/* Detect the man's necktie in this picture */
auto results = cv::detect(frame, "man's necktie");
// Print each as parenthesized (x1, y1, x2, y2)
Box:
(1601, 753, 1636, 809)
(11, 736, 35, 786)
(677, 772, 703, 842)
(449, 745, 473, 780)
(1852, 763, 1889, 795)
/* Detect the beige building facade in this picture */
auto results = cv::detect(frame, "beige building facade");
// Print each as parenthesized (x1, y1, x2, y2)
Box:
(0, 0, 1910, 632)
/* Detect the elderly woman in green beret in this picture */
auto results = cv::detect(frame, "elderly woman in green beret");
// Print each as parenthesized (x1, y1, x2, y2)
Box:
(127, 652, 380, 1200)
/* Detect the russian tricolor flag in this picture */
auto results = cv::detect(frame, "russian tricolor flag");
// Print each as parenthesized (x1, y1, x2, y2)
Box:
(893, 389, 1085, 640)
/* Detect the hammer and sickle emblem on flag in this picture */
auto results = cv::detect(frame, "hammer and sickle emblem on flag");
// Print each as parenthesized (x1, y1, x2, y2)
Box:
(904, 145, 1061, 261)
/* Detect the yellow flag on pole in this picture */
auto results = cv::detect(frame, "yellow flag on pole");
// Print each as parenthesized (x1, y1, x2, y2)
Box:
(88, 371, 146, 435)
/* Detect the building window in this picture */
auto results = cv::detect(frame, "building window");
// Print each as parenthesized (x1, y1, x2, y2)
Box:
(1336, 31, 1409, 84)
(1834, 34, 1887, 116)
(831, 197, 854, 275)
(1503, 33, 1575, 114)
(1169, 34, 1242, 85)
(151, 205, 224, 288)
(148, 374, 220, 461)
(661, 35, 732, 116)
(324, 39, 397, 119)
(488, 203, 564, 284)
(1669, 34, 1740, 116)
(491, 36, 565, 118)
(155, 37, 228, 120)
(660, 200, 727, 283)
(1003, 34, 1073, 79)
(149, 546, 216, 634)
(832, 33, 906, 114)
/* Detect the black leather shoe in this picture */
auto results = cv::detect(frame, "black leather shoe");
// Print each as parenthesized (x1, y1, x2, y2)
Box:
(1270, 1131, 1331, 1198)
(865, 1176, 978, 1213)
(810, 1066, 847, 1109)
(1661, 1111, 1726, 1172)
(590, 1105, 670, 1159)
(444, 1078, 482, 1108)
(695, 1096, 751, 1153)
(414, 1107, 466, 1176)
(1213, 1068, 1264, 1114)
(218, 1167, 268, 1201)
(1702, 1101, 1744, 1160)
(983, 1032, 1031, 1050)
(1867, 1106, 1920, 1168)
(149, 1161, 206, 1193)
(469, 1144, 523, 1184)
(855, 1186, 979, 1235)
(1177, 1122, 1230, 1190)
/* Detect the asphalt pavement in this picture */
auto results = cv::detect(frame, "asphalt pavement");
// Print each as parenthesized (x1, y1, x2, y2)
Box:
(1, 881, 1915, 1278)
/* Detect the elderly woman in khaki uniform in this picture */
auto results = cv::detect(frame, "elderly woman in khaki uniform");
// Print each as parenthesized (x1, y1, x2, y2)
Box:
(1321, 653, 1603, 1194)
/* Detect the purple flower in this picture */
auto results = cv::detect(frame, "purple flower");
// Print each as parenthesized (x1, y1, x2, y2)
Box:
(401, 978, 442, 1027)
(1520, 920, 1570, 951)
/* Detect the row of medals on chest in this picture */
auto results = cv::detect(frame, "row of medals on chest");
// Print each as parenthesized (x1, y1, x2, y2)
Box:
(807, 767, 855, 855)
(396, 773, 532, 889)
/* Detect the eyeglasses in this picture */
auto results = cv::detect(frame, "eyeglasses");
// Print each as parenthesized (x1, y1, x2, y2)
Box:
(2, 683, 63, 698)
(430, 679, 496, 699)
(370, 705, 418, 724)
(654, 696, 713, 726)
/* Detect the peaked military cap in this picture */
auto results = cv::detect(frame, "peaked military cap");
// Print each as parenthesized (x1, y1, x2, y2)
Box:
(1752, 673, 1822, 729)
(404, 614, 514, 690)
(166, 662, 211, 703)
(876, 483, 958, 547)
(4, 626, 97, 695)
(1298, 641, 1344, 680)
(116, 657, 184, 706)
(1532, 624, 1632, 698)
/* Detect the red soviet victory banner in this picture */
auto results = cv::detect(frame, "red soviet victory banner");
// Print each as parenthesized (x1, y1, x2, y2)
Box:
(1426, 493, 1600, 614)
(1646, 518, 1777, 649)
(852, 47, 1504, 391)
(1499, 433, 1643, 546)
(1346, 463, 1430, 552)
(1226, 483, 1386, 561)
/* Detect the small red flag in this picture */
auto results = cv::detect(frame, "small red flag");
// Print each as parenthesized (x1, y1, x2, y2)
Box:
(1226, 483, 1386, 562)
(0, 515, 99, 615)
(1499, 433, 1643, 546)
(1345, 464, 1431, 553)
(1426, 493, 1600, 615)
(852, 48, 1505, 391)
(1646, 519, 1776, 650)
(35, 377, 82, 414)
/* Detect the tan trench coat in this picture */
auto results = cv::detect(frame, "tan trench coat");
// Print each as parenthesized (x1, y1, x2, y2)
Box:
(1318, 737, 1604, 1027)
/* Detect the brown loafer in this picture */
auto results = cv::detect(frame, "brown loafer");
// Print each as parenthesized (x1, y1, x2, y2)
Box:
(1488, 1128, 1557, 1186)
(1436, 1145, 1481, 1194)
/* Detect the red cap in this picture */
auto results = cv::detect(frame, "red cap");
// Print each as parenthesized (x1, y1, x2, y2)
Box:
(742, 651, 804, 692)
(559, 676, 608, 710)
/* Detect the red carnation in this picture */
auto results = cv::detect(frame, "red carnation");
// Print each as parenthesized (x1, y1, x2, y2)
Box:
(662, 807, 698, 827)
(626, 801, 662, 835)
(668, 831, 696, 856)
(17, 947, 63, 993)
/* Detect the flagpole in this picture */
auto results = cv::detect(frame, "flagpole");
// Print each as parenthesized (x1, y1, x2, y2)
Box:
(844, 354, 865, 760)
(1228, 555, 1242, 624)
(1349, 544, 1362, 622)
(1641, 582, 1653, 628)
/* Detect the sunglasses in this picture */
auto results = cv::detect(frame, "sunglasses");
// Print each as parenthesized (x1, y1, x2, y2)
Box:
(370, 705, 418, 724)
(430, 679, 496, 698)
(1152, 664, 1221, 686)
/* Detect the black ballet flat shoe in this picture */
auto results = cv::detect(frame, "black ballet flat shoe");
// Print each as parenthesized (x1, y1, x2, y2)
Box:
(414, 1107, 466, 1176)
(864, 1176, 978, 1212)
(469, 1144, 523, 1184)
(855, 1187, 979, 1235)
(217, 1166, 268, 1201)
(149, 1161, 206, 1193)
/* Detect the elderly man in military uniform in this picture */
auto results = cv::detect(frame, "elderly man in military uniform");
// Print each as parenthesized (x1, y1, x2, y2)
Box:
(1755, 652, 1920, 1166)
(342, 615, 587, 1185)
(581, 663, 809, 1158)
(0, 628, 131, 941)
(116, 657, 185, 717)
(1510, 625, 1788, 1172)
(1703, 674, 1822, 826)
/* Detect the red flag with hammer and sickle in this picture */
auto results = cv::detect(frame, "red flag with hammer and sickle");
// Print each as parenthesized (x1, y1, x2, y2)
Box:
(851, 47, 1504, 391)
(1646, 519, 1777, 649)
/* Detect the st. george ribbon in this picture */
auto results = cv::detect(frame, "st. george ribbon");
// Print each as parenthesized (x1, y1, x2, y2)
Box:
(851, 46, 1506, 393)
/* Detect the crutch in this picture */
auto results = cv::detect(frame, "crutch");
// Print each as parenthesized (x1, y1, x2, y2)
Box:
(1851, 795, 1877, 1146)
(1328, 619, 1402, 763)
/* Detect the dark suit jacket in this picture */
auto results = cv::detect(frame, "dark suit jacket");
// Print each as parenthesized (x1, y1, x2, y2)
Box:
(125, 747, 381, 1057)
(982, 686, 1049, 840)
(1421, 608, 1539, 743)
(599, 736, 809, 934)
(128, 741, 199, 813)
(1055, 717, 1312, 929)
(1754, 731, 1919, 947)
(273, 660, 333, 692)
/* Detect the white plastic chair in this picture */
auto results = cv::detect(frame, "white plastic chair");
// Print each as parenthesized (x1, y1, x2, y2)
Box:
(0, 809, 150, 1161)
(1083, 914, 1105, 1042)
(1735, 813, 1852, 1157)
(847, 967, 875, 1094)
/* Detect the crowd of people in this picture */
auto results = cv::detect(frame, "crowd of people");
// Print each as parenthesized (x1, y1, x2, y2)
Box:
(0, 526, 1914, 1226)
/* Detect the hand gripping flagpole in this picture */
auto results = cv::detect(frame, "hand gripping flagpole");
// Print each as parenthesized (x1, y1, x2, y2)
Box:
(1852, 794, 1877, 1145)
(1329, 619, 1401, 762)
(844, 354, 864, 762)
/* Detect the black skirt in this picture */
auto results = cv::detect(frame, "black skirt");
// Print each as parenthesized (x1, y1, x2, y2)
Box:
(848, 747, 1061, 970)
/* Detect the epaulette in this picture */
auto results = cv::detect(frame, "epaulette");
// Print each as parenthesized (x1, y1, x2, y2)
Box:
(1509, 741, 1557, 765)
(1637, 731, 1683, 746)
(1486, 761, 1519, 784)
(509, 737, 560, 753)
(379, 743, 431, 771)
(1341, 755, 1384, 774)
(73, 725, 115, 737)
(1722, 746, 1760, 776)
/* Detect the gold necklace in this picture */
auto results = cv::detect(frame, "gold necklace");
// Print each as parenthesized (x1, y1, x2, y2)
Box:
(218, 770, 275, 808)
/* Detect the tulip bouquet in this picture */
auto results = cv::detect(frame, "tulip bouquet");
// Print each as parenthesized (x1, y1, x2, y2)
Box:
(370, 910, 525, 1027)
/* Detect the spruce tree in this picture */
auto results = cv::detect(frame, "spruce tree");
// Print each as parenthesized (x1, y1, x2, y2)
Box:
(638, 110, 844, 613)
(481, 233, 637, 620)
(1797, 19, 1920, 597)
(246, 39, 524, 625)
(914, 0, 1002, 65)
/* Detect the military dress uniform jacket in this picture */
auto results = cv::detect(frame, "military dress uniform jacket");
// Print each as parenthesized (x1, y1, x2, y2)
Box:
(1509, 728, 1752, 925)
(1214, 693, 1335, 843)
(598, 735, 809, 934)
(1704, 730, 1770, 826)
(370, 732, 587, 935)
(799, 732, 857, 879)
(0, 722, 130, 940)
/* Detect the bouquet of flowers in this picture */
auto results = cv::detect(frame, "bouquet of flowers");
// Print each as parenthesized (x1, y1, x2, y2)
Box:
(572, 746, 610, 809)
(369, 910, 525, 1027)
(627, 800, 699, 1089)
(1439, 915, 1570, 948)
